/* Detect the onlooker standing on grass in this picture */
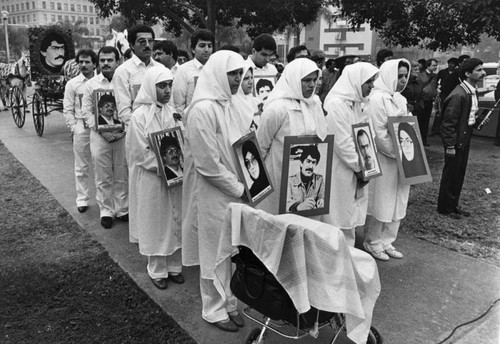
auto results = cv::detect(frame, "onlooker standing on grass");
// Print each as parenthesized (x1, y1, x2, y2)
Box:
(171, 29, 215, 115)
(401, 61, 423, 116)
(82, 46, 128, 229)
(363, 59, 411, 261)
(182, 50, 247, 333)
(113, 24, 161, 242)
(153, 40, 179, 76)
(417, 58, 439, 146)
(438, 58, 486, 219)
(63, 49, 97, 214)
(127, 66, 184, 290)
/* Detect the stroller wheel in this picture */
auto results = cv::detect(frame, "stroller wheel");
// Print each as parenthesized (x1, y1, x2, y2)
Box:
(243, 327, 265, 344)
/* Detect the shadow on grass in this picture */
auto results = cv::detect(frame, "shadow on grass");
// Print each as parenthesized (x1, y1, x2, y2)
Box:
(0, 141, 196, 344)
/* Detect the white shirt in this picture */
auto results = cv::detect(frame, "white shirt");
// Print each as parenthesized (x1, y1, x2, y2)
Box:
(82, 73, 115, 130)
(170, 62, 179, 77)
(245, 57, 278, 77)
(463, 80, 479, 125)
(63, 72, 93, 131)
(113, 54, 161, 126)
(171, 58, 204, 113)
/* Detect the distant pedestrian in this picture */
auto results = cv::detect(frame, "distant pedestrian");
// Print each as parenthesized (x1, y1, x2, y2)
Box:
(417, 58, 439, 146)
(438, 58, 486, 219)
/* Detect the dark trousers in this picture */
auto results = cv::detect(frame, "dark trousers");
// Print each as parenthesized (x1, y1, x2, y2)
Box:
(418, 100, 433, 144)
(437, 147, 470, 213)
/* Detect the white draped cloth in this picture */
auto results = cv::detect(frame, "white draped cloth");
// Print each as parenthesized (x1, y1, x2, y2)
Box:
(214, 203, 380, 344)
(320, 63, 379, 228)
(256, 58, 328, 215)
(182, 50, 249, 279)
(126, 66, 183, 256)
(365, 59, 411, 222)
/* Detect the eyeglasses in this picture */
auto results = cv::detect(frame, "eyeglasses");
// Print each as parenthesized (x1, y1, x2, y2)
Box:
(245, 156, 258, 168)
(165, 147, 180, 155)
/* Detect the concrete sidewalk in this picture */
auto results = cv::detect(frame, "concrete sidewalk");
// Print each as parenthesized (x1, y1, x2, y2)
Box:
(1, 104, 499, 344)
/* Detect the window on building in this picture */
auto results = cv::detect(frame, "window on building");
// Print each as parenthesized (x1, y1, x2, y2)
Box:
(50, 2, 54, 10)
(78, 16, 81, 21)
(27, 14, 30, 22)
(33, 13, 37, 21)
(64, 3, 68, 11)
(16, 15, 20, 23)
(89, 6, 93, 13)
(70, 4, 74, 11)
(83, 5, 87, 12)
(16, 4, 19, 11)
(57, 3, 61, 10)
(33, 2, 35, 10)
(22, 15, 25, 23)
(51, 14, 55, 22)
(96, 28, 100, 35)
(58, 15, 62, 21)
(95, 18, 99, 25)
(89, 17, 93, 24)
(71, 16, 75, 23)
(83, 17, 88, 24)
(11, 17, 15, 24)
(43, 14, 47, 22)
(42, 2, 46, 9)
(26, 2, 29, 10)
(90, 28, 94, 35)
(64, 15, 68, 21)
(21, 3, 24, 11)
(77, 5, 81, 11)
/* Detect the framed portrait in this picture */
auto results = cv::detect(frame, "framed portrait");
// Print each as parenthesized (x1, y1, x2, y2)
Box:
(253, 75, 277, 102)
(149, 127, 185, 189)
(93, 90, 123, 132)
(388, 116, 432, 185)
(352, 123, 382, 181)
(232, 131, 273, 206)
(28, 25, 75, 78)
(279, 135, 334, 216)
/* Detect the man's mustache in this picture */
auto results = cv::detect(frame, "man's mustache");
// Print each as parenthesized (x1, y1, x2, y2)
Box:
(305, 168, 313, 173)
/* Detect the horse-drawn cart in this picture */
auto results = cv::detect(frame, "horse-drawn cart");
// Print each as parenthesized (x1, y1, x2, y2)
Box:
(14, 25, 77, 136)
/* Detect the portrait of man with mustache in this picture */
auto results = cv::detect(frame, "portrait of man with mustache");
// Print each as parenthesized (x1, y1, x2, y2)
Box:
(40, 33, 66, 74)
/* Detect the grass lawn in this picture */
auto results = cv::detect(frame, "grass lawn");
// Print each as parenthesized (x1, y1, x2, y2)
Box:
(0, 141, 196, 344)
(401, 139, 500, 266)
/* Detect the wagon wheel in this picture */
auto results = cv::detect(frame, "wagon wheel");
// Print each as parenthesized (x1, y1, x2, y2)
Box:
(32, 91, 46, 137)
(243, 328, 265, 344)
(10, 86, 26, 128)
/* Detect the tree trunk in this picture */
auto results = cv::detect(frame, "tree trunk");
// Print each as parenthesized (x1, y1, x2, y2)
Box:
(294, 26, 301, 46)
(207, 0, 216, 34)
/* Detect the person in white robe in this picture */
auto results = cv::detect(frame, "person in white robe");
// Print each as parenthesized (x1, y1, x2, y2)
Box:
(256, 58, 328, 215)
(126, 66, 184, 289)
(363, 58, 411, 261)
(320, 62, 379, 247)
(235, 65, 261, 130)
(182, 50, 249, 332)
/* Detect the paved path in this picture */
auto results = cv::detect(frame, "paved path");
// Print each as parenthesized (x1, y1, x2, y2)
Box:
(1, 100, 499, 344)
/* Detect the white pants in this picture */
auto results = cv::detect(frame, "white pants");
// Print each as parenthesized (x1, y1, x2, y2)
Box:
(73, 125, 91, 207)
(200, 260, 237, 323)
(363, 215, 401, 254)
(341, 227, 356, 247)
(147, 249, 183, 279)
(90, 130, 128, 218)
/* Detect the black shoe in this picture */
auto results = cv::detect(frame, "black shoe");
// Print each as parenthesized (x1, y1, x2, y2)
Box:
(439, 211, 462, 220)
(229, 311, 245, 327)
(116, 214, 129, 222)
(77, 206, 88, 213)
(209, 319, 238, 332)
(101, 216, 113, 228)
(151, 277, 168, 290)
(454, 208, 471, 217)
(169, 273, 185, 284)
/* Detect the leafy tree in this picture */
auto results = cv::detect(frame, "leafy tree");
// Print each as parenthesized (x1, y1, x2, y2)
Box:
(0, 26, 29, 61)
(89, 0, 326, 38)
(330, 0, 500, 51)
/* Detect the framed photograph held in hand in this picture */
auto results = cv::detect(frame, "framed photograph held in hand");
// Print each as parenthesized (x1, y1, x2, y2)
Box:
(388, 116, 432, 185)
(149, 126, 185, 189)
(93, 90, 123, 132)
(352, 122, 382, 181)
(279, 135, 334, 216)
(232, 131, 273, 206)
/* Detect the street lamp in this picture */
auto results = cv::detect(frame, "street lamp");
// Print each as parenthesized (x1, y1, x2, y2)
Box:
(1, 10, 9, 63)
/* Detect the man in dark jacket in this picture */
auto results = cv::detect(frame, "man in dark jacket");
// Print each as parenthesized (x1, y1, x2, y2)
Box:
(495, 80, 500, 146)
(417, 58, 439, 145)
(437, 58, 486, 219)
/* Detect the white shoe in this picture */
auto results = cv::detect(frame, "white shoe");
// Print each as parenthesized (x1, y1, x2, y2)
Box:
(370, 251, 389, 261)
(385, 248, 403, 259)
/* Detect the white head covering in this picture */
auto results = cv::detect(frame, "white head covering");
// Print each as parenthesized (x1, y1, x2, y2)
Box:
(186, 50, 248, 144)
(264, 58, 328, 140)
(373, 58, 411, 113)
(133, 65, 175, 130)
(325, 62, 379, 104)
(234, 65, 258, 121)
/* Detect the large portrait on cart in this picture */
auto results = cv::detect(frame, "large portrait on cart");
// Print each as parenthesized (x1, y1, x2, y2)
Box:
(388, 116, 432, 185)
(93, 90, 123, 132)
(352, 123, 382, 181)
(149, 127, 185, 189)
(279, 135, 334, 216)
(28, 25, 75, 77)
(232, 131, 273, 206)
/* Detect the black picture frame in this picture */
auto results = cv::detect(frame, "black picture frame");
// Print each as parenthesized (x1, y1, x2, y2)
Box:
(149, 127, 185, 189)
(388, 116, 432, 185)
(352, 122, 382, 181)
(232, 131, 273, 206)
(93, 90, 123, 132)
(279, 135, 334, 216)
